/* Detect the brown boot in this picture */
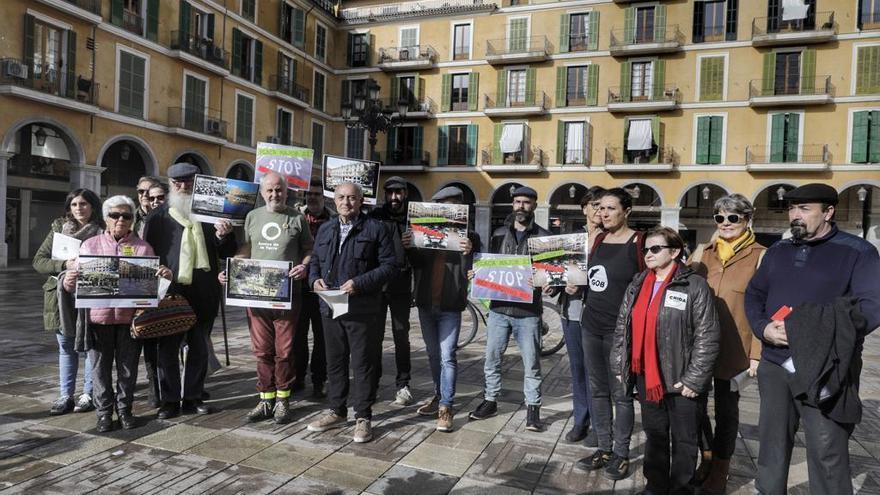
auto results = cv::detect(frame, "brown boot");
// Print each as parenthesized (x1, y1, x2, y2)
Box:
(693, 450, 713, 485)
(701, 458, 731, 495)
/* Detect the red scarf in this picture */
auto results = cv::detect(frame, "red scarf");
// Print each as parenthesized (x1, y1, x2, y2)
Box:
(631, 263, 676, 402)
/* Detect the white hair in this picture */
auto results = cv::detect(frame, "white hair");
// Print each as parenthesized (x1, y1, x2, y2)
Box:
(103, 195, 137, 218)
(335, 181, 364, 200)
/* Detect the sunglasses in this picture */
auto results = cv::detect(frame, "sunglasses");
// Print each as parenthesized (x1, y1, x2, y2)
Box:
(642, 245, 671, 255)
(148, 195, 165, 202)
(137, 189, 149, 195)
(714, 214, 743, 224)
(108, 212, 134, 221)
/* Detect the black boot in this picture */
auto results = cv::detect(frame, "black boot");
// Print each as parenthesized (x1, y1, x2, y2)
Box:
(526, 405, 544, 432)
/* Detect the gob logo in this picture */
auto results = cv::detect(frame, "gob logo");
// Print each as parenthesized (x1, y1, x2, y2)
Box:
(589, 265, 608, 292)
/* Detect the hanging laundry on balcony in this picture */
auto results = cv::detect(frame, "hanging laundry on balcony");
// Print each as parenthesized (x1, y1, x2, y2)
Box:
(781, 0, 809, 21)
(565, 122, 585, 164)
(500, 124, 524, 153)
(627, 120, 653, 151)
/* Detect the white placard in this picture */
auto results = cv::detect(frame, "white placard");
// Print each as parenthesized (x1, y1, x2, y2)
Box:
(52, 233, 82, 261)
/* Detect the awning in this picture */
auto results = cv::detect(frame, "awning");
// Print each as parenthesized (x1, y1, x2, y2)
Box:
(500, 124, 524, 153)
(627, 120, 653, 151)
(781, 0, 809, 21)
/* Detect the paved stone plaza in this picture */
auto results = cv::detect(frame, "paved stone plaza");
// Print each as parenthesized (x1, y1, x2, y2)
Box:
(1, 264, 878, 494)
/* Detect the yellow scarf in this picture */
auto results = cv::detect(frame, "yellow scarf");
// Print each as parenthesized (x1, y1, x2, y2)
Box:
(715, 229, 755, 266)
(169, 207, 210, 285)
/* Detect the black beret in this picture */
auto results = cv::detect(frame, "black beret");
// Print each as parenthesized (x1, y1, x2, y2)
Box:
(383, 176, 408, 190)
(511, 186, 538, 200)
(783, 183, 838, 206)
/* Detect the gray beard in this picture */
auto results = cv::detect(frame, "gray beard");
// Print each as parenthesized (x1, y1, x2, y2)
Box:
(168, 190, 192, 220)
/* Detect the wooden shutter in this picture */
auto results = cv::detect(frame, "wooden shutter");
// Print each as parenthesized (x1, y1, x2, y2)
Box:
(556, 120, 565, 164)
(556, 67, 567, 107)
(525, 68, 536, 106)
(417, 77, 425, 101)
(468, 72, 479, 111)
(709, 116, 723, 164)
(624, 7, 635, 44)
(206, 14, 215, 40)
(347, 34, 354, 66)
(253, 40, 263, 85)
(23, 14, 35, 71)
(654, 5, 667, 41)
(492, 123, 503, 164)
(110, 0, 123, 27)
(762, 52, 776, 95)
(700, 56, 723, 101)
(146, 0, 159, 41)
(870, 111, 880, 162)
(770, 113, 785, 162)
(509, 18, 527, 51)
(467, 124, 478, 165)
(390, 77, 399, 102)
(231, 29, 242, 77)
(652, 59, 665, 101)
(414, 126, 423, 161)
(341, 80, 350, 105)
(855, 46, 880, 94)
(587, 64, 599, 106)
(693, 1, 705, 43)
(852, 111, 870, 163)
(368, 34, 375, 65)
(496, 70, 508, 106)
(726, 0, 738, 41)
(588, 12, 599, 51)
(620, 61, 632, 102)
(441, 74, 451, 111)
(437, 126, 449, 165)
(280, 2, 290, 41)
(179, 0, 191, 42)
(559, 14, 570, 53)
(650, 117, 663, 163)
(696, 116, 710, 164)
(293, 8, 305, 48)
(785, 113, 799, 161)
(387, 128, 397, 162)
(800, 48, 816, 94)
(66, 31, 76, 98)
(623, 117, 630, 150)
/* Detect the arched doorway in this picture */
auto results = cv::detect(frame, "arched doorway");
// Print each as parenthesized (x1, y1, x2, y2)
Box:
(172, 152, 211, 175)
(752, 183, 795, 246)
(838, 184, 880, 251)
(490, 181, 524, 233)
(678, 183, 729, 251)
(226, 162, 254, 181)
(548, 183, 588, 234)
(100, 139, 151, 197)
(406, 182, 423, 203)
(621, 182, 662, 231)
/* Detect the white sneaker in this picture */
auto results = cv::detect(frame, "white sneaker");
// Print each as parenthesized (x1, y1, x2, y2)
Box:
(352, 418, 373, 443)
(393, 386, 414, 406)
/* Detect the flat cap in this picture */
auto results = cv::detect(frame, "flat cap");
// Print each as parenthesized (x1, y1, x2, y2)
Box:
(383, 176, 408, 190)
(784, 183, 838, 206)
(167, 163, 200, 180)
(431, 186, 464, 201)
(511, 185, 538, 200)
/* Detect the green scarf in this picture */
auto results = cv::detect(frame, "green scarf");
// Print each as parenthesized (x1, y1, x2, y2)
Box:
(169, 207, 210, 285)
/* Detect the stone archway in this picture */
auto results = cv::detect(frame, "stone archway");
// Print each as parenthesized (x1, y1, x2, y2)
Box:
(99, 139, 153, 198)
(171, 151, 212, 176)
(618, 182, 663, 231)
(490, 181, 524, 234)
(751, 183, 796, 246)
(548, 182, 589, 234)
(678, 183, 730, 249)
(838, 184, 880, 251)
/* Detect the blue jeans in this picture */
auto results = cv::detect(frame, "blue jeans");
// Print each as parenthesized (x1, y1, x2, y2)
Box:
(563, 319, 592, 427)
(484, 311, 542, 406)
(418, 307, 460, 407)
(56, 332, 93, 398)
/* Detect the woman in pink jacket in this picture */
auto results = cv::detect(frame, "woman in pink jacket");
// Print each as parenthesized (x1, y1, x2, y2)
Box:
(64, 195, 172, 433)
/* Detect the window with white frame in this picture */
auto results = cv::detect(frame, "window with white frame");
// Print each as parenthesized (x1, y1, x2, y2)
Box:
(453, 23, 470, 60)
(118, 49, 147, 118)
(315, 24, 327, 61)
(563, 121, 586, 164)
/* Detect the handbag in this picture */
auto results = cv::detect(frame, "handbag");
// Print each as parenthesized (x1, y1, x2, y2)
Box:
(130, 293, 196, 339)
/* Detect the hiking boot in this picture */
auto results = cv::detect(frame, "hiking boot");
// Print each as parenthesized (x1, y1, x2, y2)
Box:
(49, 396, 74, 416)
(468, 400, 498, 421)
(96, 413, 114, 433)
(246, 400, 275, 423)
(580, 450, 613, 471)
(437, 406, 454, 432)
(352, 418, 373, 443)
(417, 396, 440, 416)
(273, 398, 292, 424)
(566, 423, 588, 443)
(604, 454, 630, 480)
(73, 394, 94, 413)
(393, 386, 414, 406)
(307, 411, 347, 432)
(525, 405, 544, 432)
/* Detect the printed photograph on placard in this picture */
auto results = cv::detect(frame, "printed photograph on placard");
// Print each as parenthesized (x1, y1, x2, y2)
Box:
(255, 142, 314, 191)
(407, 201, 469, 251)
(226, 258, 293, 310)
(528, 233, 589, 287)
(190, 174, 259, 226)
(322, 155, 381, 205)
(470, 253, 534, 304)
(75, 255, 160, 308)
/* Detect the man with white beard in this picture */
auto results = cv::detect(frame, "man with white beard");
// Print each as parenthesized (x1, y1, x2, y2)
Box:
(219, 172, 313, 424)
(143, 163, 237, 419)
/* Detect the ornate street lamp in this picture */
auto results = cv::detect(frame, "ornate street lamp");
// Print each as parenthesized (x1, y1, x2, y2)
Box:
(341, 79, 409, 162)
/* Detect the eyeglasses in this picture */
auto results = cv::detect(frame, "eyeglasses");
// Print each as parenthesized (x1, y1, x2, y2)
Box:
(714, 214, 743, 224)
(107, 212, 134, 221)
(642, 245, 671, 255)
(170, 177, 194, 185)
(148, 195, 165, 202)
(137, 189, 149, 195)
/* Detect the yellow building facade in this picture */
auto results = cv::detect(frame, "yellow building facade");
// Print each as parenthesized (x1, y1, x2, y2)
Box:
(1, 0, 879, 265)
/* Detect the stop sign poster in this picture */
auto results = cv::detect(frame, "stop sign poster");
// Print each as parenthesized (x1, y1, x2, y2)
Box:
(470, 253, 534, 304)
(255, 142, 314, 191)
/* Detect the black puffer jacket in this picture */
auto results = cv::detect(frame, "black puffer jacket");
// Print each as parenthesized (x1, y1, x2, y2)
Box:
(612, 264, 720, 395)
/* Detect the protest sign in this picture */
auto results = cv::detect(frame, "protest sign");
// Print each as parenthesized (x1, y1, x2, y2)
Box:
(528, 233, 589, 287)
(470, 253, 533, 304)
(255, 142, 313, 191)
(75, 255, 160, 308)
(322, 155, 381, 205)
(190, 174, 259, 226)
(226, 258, 293, 310)
(407, 201, 469, 251)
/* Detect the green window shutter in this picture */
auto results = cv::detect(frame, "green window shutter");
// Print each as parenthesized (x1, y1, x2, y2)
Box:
(179, 0, 191, 41)
(650, 116, 662, 163)
(586, 65, 599, 106)
(231, 29, 242, 77)
(696, 116, 710, 164)
(206, 14, 215, 40)
(496, 70, 508, 106)
(131, 55, 146, 116)
(556, 66, 567, 107)
(620, 61, 632, 101)
(347, 34, 354, 66)
(441, 74, 451, 111)
(146, 0, 159, 41)
(588, 12, 600, 51)
(654, 5, 667, 41)
(855, 46, 880, 94)
(438, 126, 449, 165)
(709, 116, 723, 164)
(387, 128, 397, 162)
(800, 48, 816, 94)
(414, 126, 423, 160)
(417, 77, 425, 100)
(110, 0, 123, 27)
(762, 52, 776, 95)
(118, 52, 132, 115)
(492, 123, 503, 164)
(556, 120, 565, 164)
(468, 73, 479, 111)
(467, 124, 478, 165)
(623, 117, 630, 150)
(559, 14, 570, 53)
(525, 68, 536, 105)
(870, 111, 880, 162)
(700, 57, 723, 101)
(368, 34, 375, 65)
(254, 40, 263, 85)
(852, 111, 870, 163)
(279, 2, 289, 41)
(770, 113, 785, 162)
(341, 80, 350, 105)
(624, 8, 635, 44)
(293, 9, 305, 48)
(652, 59, 665, 100)
(509, 18, 527, 51)
(314, 73, 324, 111)
(23, 14, 35, 71)
(785, 113, 799, 161)
(390, 77, 399, 102)
(66, 31, 76, 98)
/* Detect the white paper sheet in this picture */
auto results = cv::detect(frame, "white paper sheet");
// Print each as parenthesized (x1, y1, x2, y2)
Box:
(51, 233, 82, 260)
(317, 290, 349, 319)
(157, 277, 171, 300)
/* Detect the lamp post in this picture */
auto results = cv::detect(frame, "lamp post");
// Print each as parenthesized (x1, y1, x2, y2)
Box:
(340, 79, 409, 163)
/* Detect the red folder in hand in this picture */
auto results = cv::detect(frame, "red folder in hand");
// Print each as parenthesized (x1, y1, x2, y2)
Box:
(771, 305, 793, 321)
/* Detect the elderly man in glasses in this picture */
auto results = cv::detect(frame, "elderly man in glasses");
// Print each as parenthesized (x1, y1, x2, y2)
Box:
(133, 175, 160, 236)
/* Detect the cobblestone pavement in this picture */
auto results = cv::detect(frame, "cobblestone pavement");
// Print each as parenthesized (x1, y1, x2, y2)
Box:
(1, 264, 878, 494)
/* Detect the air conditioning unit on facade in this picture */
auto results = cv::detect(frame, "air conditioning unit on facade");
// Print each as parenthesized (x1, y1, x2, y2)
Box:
(205, 118, 223, 136)
(3, 60, 29, 79)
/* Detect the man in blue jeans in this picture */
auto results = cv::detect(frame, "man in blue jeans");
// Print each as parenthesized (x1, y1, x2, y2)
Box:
(468, 186, 551, 431)
(404, 186, 480, 432)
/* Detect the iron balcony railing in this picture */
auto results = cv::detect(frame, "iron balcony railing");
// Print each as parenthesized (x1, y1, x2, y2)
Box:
(122, 10, 144, 36)
(340, 0, 496, 24)
(269, 75, 310, 102)
(560, 148, 589, 165)
(608, 84, 680, 104)
(377, 96, 436, 114)
(748, 76, 834, 98)
(0, 58, 98, 105)
(752, 11, 836, 37)
(168, 107, 228, 139)
(63, 0, 101, 14)
(376, 150, 431, 166)
(860, 11, 880, 30)
(169, 31, 229, 69)
(604, 146, 677, 165)
(745, 144, 829, 164)
(482, 145, 544, 166)
(484, 91, 548, 110)
(486, 35, 551, 57)
(378, 45, 437, 64)
(609, 24, 685, 47)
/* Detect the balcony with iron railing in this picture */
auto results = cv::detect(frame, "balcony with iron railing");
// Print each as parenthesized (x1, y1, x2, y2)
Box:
(748, 76, 833, 106)
(340, 0, 496, 24)
(607, 84, 680, 112)
(122, 9, 144, 36)
(604, 146, 677, 172)
(609, 24, 684, 56)
(377, 45, 437, 71)
(375, 150, 431, 170)
(168, 107, 228, 141)
(486, 35, 551, 64)
(484, 91, 548, 116)
(269, 75, 310, 106)
(169, 31, 229, 72)
(61, 0, 101, 15)
(752, 11, 836, 45)
(0, 59, 99, 111)
(860, 11, 880, 30)
(558, 149, 590, 166)
(745, 144, 830, 171)
(481, 145, 544, 172)
(377, 97, 436, 118)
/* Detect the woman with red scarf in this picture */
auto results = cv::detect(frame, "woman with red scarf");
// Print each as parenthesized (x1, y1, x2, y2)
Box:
(612, 227, 720, 495)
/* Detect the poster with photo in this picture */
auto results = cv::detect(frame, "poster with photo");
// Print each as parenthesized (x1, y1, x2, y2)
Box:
(322, 155, 381, 205)
(528, 233, 589, 287)
(190, 174, 259, 226)
(226, 258, 293, 310)
(470, 253, 534, 304)
(255, 142, 314, 191)
(407, 201, 469, 251)
(75, 255, 160, 309)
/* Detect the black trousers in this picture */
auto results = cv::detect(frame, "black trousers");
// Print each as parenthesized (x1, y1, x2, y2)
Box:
(697, 378, 740, 460)
(756, 360, 854, 495)
(582, 329, 634, 458)
(142, 339, 160, 402)
(156, 316, 214, 403)
(89, 324, 142, 416)
(380, 293, 411, 389)
(293, 292, 327, 386)
(323, 313, 383, 419)
(639, 375, 703, 495)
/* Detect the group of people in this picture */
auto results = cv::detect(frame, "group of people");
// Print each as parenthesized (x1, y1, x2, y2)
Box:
(34, 166, 879, 494)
